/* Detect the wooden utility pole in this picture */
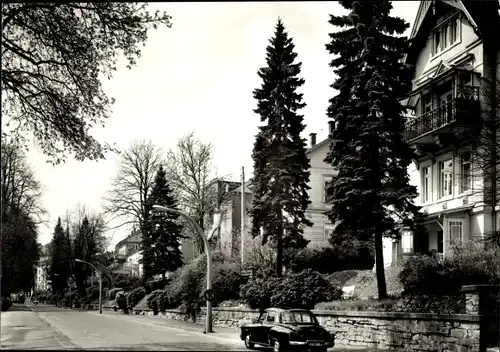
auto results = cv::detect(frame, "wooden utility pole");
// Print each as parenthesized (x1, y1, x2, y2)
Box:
(241, 166, 245, 266)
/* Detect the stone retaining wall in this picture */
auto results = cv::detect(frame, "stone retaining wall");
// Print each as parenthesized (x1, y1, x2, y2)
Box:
(131, 306, 480, 352)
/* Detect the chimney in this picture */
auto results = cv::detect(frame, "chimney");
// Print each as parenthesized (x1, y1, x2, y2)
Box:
(309, 133, 317, 147)
(328, 121, 335, 136)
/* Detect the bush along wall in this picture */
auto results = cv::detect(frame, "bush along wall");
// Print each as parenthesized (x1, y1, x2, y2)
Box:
(240, 269, 342, 310)
(398, 246, 499, 314)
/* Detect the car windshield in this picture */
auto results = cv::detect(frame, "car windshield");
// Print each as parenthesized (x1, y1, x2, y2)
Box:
(281, 311, 317, 324)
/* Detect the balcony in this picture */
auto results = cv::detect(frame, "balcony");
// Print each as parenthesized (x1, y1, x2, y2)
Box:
(114, 253, 126, 263)
(404, 85, 480, 144)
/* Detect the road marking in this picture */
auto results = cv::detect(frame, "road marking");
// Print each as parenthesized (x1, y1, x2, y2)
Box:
(175, 333, 191, 336)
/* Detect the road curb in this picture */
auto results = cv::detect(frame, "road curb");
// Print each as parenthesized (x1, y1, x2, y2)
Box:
(35, 312, 81, 349)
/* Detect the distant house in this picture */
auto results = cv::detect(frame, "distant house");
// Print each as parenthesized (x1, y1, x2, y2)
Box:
(307, 123, 395, 267)
(218, 122, 344, 258)
(304, 122, 338, 247)
(217, 179, 253, 258)
(181, 179, 243, 261)
(113, 231, 143, 277)
(35, 244, 50, 292)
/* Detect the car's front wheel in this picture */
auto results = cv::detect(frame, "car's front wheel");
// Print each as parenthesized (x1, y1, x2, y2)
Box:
(244, 334, 255, 349)
(272, 339, 283, 352)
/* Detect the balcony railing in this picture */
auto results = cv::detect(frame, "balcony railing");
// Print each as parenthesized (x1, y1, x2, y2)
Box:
(404, 85, 479, 142)
(114, 253, 126, 262)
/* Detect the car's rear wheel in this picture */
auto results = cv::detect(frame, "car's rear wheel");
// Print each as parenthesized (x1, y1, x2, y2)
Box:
(244, 334, 255, 349)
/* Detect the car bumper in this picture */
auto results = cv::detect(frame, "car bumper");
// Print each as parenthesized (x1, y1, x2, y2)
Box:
(289, 340, 335, 348)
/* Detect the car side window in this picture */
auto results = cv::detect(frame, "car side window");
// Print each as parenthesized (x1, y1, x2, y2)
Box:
(266, 313, 275, 323)
(259, 312, 268, 322)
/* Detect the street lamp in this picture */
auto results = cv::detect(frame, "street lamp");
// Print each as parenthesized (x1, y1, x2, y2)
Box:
(152, 205, 222, 334)
(75, 259, 103, 314)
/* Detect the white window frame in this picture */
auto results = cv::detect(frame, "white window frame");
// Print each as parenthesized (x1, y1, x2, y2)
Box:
(421, 166, 431, 203)
(431, 13, 461, 57)
(422, 93, 432, 114)
(401, 229, 414, 254)
(448, 220, 464, 247)
(323, 175, 333, 203)
(460, 151, 472, 194)
(439, 158, 454, 199)
(324, 222, 334, 240)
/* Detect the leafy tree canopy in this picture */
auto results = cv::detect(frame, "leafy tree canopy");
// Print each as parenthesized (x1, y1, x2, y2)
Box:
(2, 3, 172, 164)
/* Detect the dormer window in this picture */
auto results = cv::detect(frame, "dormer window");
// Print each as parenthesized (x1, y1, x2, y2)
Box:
(431, 13, 460, 56)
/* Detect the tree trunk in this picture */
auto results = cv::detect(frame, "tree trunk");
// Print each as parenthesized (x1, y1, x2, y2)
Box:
(276, 235, 283, 277)
(374, 229, 388, 300)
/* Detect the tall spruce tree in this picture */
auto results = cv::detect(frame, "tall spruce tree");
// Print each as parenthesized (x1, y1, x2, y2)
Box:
(49, 217, 72, 296)
(325, 1, 423, 299)
(251, 18, 312, 277)
(143, 165, 184, 280)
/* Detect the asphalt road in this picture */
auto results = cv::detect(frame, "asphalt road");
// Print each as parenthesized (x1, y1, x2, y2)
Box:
(1, 304, 243, 350)
(1, 304, 392, 351)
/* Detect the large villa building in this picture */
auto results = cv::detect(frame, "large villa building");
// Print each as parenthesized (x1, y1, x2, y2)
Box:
(397, 0, 500, 262)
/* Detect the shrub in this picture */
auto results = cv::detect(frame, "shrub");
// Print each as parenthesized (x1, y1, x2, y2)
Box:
(147, 289, 164, 310)
(164, 251, 243, 313)
(165, 258, 205, 314)
(240, 275, 280, 310)
(106, 288, 123, 300)
(211, 261, 245, 306)
(399, 254, 446, 295)
(144, 278, 169, 294)
(156, 290, 171, 312)
(116, 293, 128, 311)
(284, 242, 374, 274)
(443, 244, 500, 291)
(127, 287, 146, 310)
(85, 285, 100, 303)
(400, 246, 499, 296)
(270, 269, 343, 309)
(241, 269, 343, 310)
(109, 273, 141, 292)
(1, 297, 13, 312)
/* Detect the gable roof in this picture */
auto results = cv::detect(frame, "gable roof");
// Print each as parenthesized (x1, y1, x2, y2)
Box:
(306, 137, 330, 155)
(410, 1, 479, 41)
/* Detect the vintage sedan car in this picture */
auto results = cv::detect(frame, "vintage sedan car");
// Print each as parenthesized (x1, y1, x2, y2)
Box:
(240, 308, 335, 352)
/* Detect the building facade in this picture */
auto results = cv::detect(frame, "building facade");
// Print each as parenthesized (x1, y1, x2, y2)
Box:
(113, 231, 143, 276)
(217, 179, 252, 258)
(304, 122, 338, 247)
(35, 253, 50, 292)
(399, 0, 500, 262)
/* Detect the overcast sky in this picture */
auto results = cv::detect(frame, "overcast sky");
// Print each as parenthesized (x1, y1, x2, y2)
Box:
(26, 1, 420, 248)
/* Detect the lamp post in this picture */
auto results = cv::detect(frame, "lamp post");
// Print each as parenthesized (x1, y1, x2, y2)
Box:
(75, 259, 103, 314)
(152, 205, 222, 334)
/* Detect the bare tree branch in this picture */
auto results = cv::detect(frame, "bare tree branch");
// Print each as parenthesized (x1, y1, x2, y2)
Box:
(103, 139, 163, 237)
(165, 132, 230, 253)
